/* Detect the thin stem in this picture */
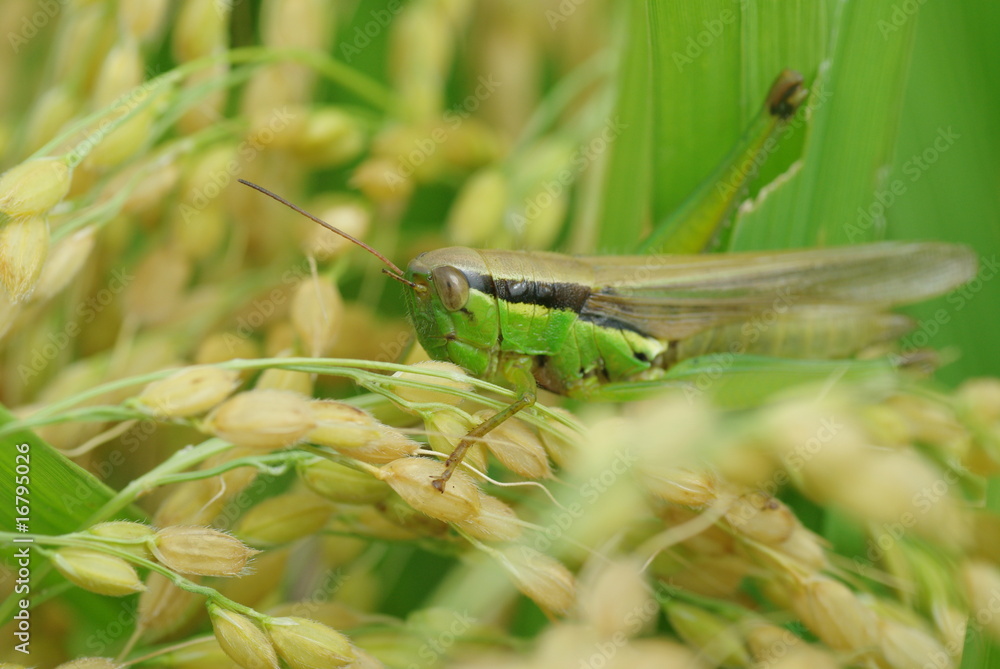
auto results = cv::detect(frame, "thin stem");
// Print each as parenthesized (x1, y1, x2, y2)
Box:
(31, 46, 396, 163)
(0, 357, 584, 443)
(82, 438, 233, 526)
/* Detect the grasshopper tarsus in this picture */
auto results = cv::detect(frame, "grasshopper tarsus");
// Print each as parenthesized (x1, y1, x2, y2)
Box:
(432, 442, 468, 493)
(767, 69, 807, 119)
(433, 372, 537, 493)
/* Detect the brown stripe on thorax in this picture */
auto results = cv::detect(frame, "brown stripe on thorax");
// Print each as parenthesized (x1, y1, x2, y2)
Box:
(465, 249, 595, 313)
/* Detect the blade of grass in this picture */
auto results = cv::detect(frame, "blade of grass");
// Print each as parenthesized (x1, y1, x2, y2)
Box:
(887, 0, 1000, 384)
(647, 0, 742, 225)
(590, 1, 652, 254)
(646, 1, 830, 234)
(737, 1, 833, 189)
(0, 405, 142, 539)
(729, 0, 919, 250)
(0, 404, 145, 626)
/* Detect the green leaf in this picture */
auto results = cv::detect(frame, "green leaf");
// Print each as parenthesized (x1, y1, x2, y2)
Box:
(646, 0, 830, 227)
(0, 404, 145, 629)
(592, 1, 652, 254)
(0, 404, 136, 540)
(730, 0, 918, 250)
(886, 1, 1000, 384)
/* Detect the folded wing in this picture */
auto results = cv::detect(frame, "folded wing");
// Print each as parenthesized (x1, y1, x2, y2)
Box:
(577, 242, 977, 341)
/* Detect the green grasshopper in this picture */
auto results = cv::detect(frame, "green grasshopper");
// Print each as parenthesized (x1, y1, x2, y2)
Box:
(240, 72, 977, 492)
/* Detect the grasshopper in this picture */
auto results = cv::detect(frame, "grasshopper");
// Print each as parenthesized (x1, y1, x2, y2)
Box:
(241, 72, 977, 492)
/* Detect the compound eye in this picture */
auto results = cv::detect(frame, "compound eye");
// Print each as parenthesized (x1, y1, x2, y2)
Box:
(431, 265, 470, 311)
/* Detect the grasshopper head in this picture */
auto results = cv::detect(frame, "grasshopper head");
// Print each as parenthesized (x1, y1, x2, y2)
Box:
(403, 248, 498, 377)
(232, 180, 494, 372)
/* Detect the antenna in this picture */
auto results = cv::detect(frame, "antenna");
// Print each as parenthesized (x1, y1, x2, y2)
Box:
(237, 179, 421, 290)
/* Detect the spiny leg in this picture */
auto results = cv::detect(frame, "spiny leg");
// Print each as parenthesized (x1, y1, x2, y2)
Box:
(639, 69, 807, 255)
(432, 359, 537, 493)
